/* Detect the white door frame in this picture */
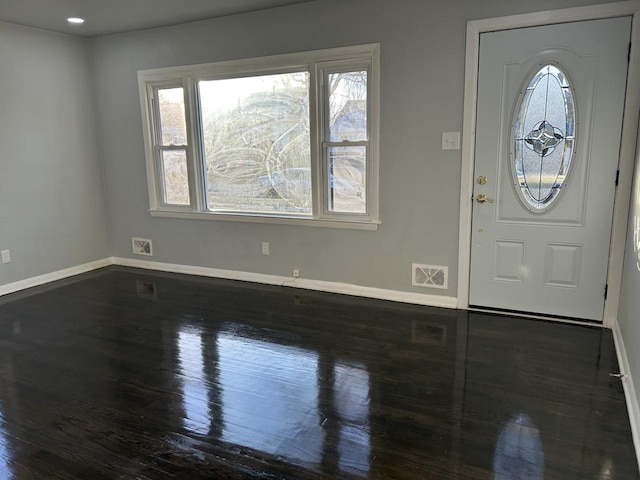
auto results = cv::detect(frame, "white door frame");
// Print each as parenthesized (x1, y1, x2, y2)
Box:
(458, 1, 640, 327)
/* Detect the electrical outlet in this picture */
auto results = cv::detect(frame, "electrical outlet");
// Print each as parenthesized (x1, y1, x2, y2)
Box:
(1, 250, 11, 264)
(262, 242, 270, 255)
(442, 131, 461, 150)
(293, 268, 300, 278)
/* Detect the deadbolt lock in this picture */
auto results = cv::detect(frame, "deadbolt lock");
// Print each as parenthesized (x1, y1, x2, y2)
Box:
(477, 176, 487, 185)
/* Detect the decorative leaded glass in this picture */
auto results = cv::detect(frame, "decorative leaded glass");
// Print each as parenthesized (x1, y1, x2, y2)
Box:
(513, 64, 575, 212)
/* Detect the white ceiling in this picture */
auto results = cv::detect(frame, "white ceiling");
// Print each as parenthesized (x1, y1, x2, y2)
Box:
(0, 0, 316, 37)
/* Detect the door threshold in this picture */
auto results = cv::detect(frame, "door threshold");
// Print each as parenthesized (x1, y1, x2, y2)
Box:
(468, 305, 604, 328)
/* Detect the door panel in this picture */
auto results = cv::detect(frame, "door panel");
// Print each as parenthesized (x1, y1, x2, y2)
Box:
(469, 18, 631, 321)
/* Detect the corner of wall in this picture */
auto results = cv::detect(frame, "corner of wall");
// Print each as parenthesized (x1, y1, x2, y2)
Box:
(613, 319, 640, 472)
(85, 36, 115, 257)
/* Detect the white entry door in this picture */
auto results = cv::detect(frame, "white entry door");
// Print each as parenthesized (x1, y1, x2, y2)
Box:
(469, 17, 631, 321)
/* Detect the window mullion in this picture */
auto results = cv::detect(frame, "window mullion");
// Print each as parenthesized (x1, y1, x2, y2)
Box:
(183, 76, 205, 212)
(318, 66, 332, 218)
(158, 144, 188, 150)
(149, 89, 164, 209)
(324, 141, 369, 148)
(309, 63, 323, 219)
(154, 145, 166, 207)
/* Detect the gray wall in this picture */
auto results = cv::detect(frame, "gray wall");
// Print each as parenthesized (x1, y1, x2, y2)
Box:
(0, 22, 110, 286)
(89, 0, 616, 298)
(618, 131, 640, 404)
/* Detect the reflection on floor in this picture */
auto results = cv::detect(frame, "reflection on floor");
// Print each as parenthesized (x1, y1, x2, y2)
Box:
(0, 266, 636, 479)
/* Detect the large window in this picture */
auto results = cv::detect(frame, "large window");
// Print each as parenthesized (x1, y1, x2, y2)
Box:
(138, 45, 379, 229)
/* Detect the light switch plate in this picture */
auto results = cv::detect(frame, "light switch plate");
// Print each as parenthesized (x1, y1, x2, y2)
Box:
(442, 132, 461, 150)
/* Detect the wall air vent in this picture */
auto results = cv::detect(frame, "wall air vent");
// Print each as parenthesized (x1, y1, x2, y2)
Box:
(132, 237, 153, 256)
(412, 264, 448, 289)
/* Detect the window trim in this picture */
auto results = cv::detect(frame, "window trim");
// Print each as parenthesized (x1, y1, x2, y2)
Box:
(318, 60, 372, 218)
(150, 83, 192, 209)
(138, 44, 380, 229)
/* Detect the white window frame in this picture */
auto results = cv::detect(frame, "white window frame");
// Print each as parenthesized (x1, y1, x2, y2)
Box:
(138, 44, 380, 230)
(148, 82, 195, 211)
(318, 60, 372, 219)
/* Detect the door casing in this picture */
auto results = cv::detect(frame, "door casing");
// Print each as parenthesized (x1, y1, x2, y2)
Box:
(458, 1, 640, 328)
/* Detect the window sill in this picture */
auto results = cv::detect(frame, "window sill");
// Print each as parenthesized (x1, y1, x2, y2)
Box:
(149, 209, 380, 231)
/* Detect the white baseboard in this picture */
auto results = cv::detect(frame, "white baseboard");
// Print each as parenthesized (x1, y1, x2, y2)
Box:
(112, 257, 458, 309)
(0, 255, 458, 310)
(0, 258, 112, 297)
(613, 320, 640, 472)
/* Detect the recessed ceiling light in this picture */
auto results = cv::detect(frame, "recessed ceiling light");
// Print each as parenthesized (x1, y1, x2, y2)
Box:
(67, 17, 85, 24)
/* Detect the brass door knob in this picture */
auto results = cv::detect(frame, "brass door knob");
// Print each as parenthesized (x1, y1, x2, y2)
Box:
(476, 193, 495, 203)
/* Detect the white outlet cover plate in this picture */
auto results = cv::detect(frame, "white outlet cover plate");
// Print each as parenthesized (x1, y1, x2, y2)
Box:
(442, 132, 461, 150)
(1, 250, 10, 264)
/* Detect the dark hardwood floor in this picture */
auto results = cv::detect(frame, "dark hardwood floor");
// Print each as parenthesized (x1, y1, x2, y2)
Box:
(0, 266, 636, 479)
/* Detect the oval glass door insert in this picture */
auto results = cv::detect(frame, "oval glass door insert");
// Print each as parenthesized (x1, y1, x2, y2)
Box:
(513, 64, 575, 212)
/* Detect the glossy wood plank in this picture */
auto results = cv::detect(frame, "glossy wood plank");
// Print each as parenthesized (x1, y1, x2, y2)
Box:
(0, 266, 636, 479)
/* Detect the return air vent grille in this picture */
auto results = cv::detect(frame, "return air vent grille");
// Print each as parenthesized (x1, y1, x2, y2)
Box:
(132, 237, 153, 256)
(412, 264, 448, 290)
